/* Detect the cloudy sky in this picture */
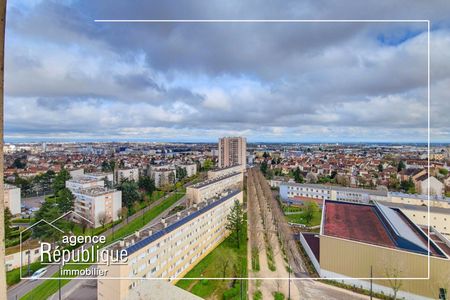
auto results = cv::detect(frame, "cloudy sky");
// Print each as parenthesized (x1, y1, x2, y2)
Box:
(4, 0, 450, 143)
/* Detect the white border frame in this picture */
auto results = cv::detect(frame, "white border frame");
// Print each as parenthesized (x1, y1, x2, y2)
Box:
(20, 19, 431, 283)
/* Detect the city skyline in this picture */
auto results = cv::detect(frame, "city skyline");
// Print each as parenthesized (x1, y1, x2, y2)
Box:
(4, 1, 450, 143)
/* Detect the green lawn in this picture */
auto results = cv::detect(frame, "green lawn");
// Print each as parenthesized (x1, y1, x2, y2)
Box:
(285, 209, 322, 226)
(20, 191, 185, 300)
(176, 215, 248, 300)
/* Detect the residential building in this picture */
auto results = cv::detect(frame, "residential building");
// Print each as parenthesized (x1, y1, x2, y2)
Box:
(300, 200, 450, 300)
(186, 172, 243, 204)
(207, 164, 243, 179)
(149, 165, 177, 188)
(97, 190, 243, 300)
(72, 187, 122, 228)
(4, 184, 21, 215)
(65, 176, 104, 191)
(218, 137, 246, 169)
(279, 182, 388, 205)
(177, 163, 197, 178)
(69, 168, 84, 179)
(84, 172, 114, 187)
(415, 175, 444, 196)
(115, 168, 139, 184)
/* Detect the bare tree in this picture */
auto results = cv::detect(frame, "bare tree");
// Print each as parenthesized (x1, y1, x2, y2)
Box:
(98, 212, 108, 228)
(385, 266, 403, 300)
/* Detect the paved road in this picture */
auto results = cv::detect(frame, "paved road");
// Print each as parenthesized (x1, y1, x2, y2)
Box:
(7, 189, 186, 300)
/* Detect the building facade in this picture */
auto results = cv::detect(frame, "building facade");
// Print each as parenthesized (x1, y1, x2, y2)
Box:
(207, 164, 243, 179)
(218, 137, 247, 169)
(115, 168, 139, 184)
(4, 183, 21, 215)
(97, 190, 243, 300)
(72, 187, 122, 228)
(186, 172, 243, 204)
(300, 200, 450, 300)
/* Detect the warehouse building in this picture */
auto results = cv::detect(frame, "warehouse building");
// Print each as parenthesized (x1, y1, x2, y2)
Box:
(300, 200, 450, 300)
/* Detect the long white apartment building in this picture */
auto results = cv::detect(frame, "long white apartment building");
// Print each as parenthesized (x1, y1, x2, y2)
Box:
(115, 168, 139, 184)
(97, 190, 243, 300)
(72, 187, 122, 227)
(207, 164, 243, 179)
(4, 183, 21, 215)
(280, 182, 388, 204)
(186, 171, 243, 204)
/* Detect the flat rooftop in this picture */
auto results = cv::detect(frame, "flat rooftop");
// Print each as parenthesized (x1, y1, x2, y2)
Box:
(4, 183, 19, 190)
(190, 171, 241, 189)
(66, 176, 102, 184)
(323, 201, 447, 258)
(324, 201, 395, 248)
(72, 186, 117, 196)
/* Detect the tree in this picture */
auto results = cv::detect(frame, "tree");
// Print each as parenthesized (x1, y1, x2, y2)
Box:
(133, 201, 141, 215)
(168, 171, 175, 185)
(52, 169, 71, 194)
(260, 161, 268, 175)
(56, 188, 75, 213)
(385, 266, 403, 300)
(262, 152, 270, 159)
(33, 199, 69, 241)
(120, 207, 129, 223)
(176, 167, 187, 180)
(11, 157, 26, 169)
(138, 176, 155, 194)
(293, 167, 304, 183)
(203, 159, 214, 171)
(118, 180, 140, 209)
(98, 212, 108, 228)
(378, 163, 384, 172)
(439, 168, 449, 176)
(225, 200, 244, 249)
(397, 160, 406, 172)
(4, 208, 12, 239)
(303, 201, 319, 226)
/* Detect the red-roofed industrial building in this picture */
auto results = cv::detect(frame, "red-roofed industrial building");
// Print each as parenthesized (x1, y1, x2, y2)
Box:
(299, 200, 450, 300)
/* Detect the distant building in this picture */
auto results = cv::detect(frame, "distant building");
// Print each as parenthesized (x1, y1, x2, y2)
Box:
(218, 137, 246, 169)
(207, 164, 243, 179)
(415, 175, 444, 196)
(66, 176, 104, 191)
(72, 187, 122, 227)
(84, 172, 114, 187)
(177, 163, 197, 178)
(186, 172, 243, 205)
(279, 182, 388, 205)
(115, 168, 139, 184)
(4, 184, 21, 215)
(148, 165, 176, 188)
(69, 168, 84, 179)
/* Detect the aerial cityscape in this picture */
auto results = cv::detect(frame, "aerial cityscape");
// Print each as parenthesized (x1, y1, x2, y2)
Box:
(1, 1, 450, 300)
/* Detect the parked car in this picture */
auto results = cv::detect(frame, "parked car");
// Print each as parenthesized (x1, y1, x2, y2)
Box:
(30, 267, 47, 280)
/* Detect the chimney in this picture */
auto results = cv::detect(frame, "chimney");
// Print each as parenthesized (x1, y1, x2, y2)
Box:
(135, 231, 140, 238)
